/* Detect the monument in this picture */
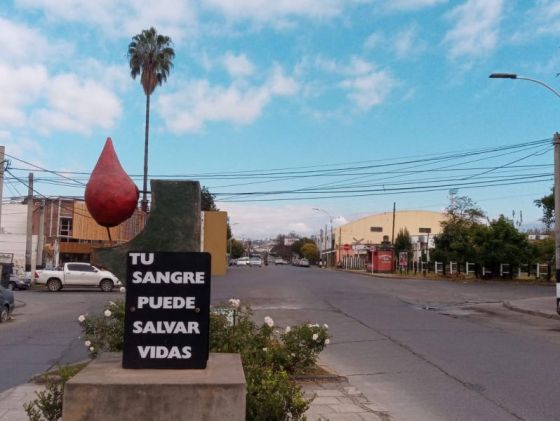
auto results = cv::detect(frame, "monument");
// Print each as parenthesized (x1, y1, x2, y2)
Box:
(62, 138, 245, 421)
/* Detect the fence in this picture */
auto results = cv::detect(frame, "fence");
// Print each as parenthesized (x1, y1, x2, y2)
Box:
(359, 259, 552, 280)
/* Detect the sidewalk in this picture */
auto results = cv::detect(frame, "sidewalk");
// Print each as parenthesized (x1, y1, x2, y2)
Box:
(300, 377, 389, 421)
(0, 383, 42, 421)
(0, 377, 388, 421)
(504, 296, 559, 320)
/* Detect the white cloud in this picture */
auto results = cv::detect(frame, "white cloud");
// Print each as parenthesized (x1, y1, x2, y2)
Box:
(0, 17, 72, 65)
(393, 25, 425, 59)
(363, 32, 383, 50)
(512, 1, 560, 42)
(15, 0, 196, 40)
(340, 69, 396, 109)
(387, 0, 447, 11)
(223, 52, 255, 78)
(158, 66, 297, 133)
(220, 203, 319, 238)
(443, 0, 503, 60)
(0, 65, 48, 127)
(312, 56, 397, 110)
(205, 0, 343, 21)
(220, 203, 349, 238)
(34, 74, 122, 134)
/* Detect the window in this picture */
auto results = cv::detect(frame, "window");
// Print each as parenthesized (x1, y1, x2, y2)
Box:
(67, 263, 95, 272)
(60, 217, 73, 237)
(419, 227, 432, 234)
(370, 227, 383, 232)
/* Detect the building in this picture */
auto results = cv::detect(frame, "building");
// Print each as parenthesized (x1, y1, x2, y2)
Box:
(0, 197, 228, 276)
(334, 210, 447, 267)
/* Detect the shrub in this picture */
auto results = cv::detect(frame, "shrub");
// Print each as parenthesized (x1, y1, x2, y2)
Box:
(78, 300, 125, 358)
(74, 297, 330, 421)
(23, 365, 82, 421)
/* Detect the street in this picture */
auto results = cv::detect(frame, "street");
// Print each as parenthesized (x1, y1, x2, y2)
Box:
(215, 266, 559, 421)
(0, 288, 123, 391)
(1, 267, 559, 420)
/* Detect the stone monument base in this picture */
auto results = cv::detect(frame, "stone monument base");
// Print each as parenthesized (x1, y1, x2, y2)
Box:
(63, 352, 246, 421)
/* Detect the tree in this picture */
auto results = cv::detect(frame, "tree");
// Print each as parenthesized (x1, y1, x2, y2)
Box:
(229, 239, 245, 259)
(394, 228, 412, 257)
(300, 243, 319, 262)
(201, 186, 218, 211)
(128, 27, 175, 212)
(478, 215, 534, 271)
(446, 194, 485, 224)
(534, 188, 554, 230)
(433, 195, 487, 264)
(270, 235, 293, 260)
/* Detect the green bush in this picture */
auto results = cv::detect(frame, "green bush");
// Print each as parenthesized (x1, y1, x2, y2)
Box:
(78, 300, 125, 358)
(74, 297, 330, 421)
(24, 365, 82, 421)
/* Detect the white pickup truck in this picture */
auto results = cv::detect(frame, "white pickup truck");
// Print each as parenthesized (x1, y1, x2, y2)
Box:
(35, 262, 121, 292)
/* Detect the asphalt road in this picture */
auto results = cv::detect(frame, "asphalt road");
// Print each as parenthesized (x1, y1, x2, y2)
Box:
(214, 265, 559, 421)
(0, 287, 122, 391)
(1, 267, 558, 421)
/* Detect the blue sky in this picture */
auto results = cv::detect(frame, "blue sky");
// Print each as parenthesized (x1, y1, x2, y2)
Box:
(1, 0, 560, 238)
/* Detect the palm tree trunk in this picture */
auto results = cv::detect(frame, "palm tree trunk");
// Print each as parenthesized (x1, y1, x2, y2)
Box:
(141, 93, 150, 212)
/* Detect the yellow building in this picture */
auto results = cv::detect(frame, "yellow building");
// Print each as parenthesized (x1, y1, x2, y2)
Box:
(335, 210, 447, 265)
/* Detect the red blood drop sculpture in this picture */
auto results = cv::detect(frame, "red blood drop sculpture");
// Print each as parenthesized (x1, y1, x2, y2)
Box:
(85, 138, 139, 227)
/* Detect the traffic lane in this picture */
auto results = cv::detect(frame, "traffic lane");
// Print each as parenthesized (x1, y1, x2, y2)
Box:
(0, 289, 122, 392)
(213, 266, 560, 421)
(321, 292, 560, 421)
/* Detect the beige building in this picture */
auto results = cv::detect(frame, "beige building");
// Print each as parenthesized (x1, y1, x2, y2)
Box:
(335, 210, 447, 265)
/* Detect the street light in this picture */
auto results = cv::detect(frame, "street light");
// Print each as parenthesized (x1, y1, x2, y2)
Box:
(313, 207, 334, 267)
(490, 72, 560, 314)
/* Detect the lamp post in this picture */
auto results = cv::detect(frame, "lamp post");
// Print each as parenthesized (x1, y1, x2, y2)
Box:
(313, 208, 334, 267)
(490, 72, 560, 314)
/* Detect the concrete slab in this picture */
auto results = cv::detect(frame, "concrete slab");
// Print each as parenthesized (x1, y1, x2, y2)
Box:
(63, 352, 246, 421)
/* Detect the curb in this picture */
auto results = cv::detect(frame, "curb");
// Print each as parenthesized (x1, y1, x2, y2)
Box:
(503, 301, 560, 320)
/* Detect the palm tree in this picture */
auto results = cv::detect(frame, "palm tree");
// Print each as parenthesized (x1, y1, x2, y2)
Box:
(128, 27, 175, 212)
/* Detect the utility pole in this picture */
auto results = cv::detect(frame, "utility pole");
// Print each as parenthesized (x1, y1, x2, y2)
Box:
(36, 200, 45, 267)
(391, 202, 396, 244)
(554, 133, 560, 311)
(25, 173, 33, 271)
(0, 146, 4, 234)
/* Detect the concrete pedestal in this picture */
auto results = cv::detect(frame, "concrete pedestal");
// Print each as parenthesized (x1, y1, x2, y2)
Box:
(63, 353, 246, 421)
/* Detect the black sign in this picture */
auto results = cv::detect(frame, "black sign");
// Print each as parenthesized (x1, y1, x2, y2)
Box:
(122, 252, 211, 369)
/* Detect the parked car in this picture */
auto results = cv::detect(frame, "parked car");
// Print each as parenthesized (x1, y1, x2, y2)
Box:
(229, 258, 237, 266)
(299, 258, 310, 267)
(249, 257, 263, 267)
(236, 257, 250, 266)
(6, 274, 31, 290)
(35, 262, 121, 292)
(274, 258, 288, 265)
(0, 285, 14, 322)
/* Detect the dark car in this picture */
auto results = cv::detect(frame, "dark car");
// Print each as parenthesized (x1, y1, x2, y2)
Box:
(0, 285, 14, 322)
(6, 274, 31, 290)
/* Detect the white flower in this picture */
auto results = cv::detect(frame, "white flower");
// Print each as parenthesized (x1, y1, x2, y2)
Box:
(109, 301, 116, 307)
(78, 315, 86, 323)
(312, 333, 319, 341)
(89, 346, 95, 352)
(307, 323, 312, 328)
(313, 323, 320, 328)
(104, 309, 112, 317)
(325, 339, 330, 345)
(262, 347, 267, 352)
(291, 353, 296, 357)
(120, 287, 126, 293)
(84, 340, 91, 347)
(264, 316, 274, 327)
(228, 298, 240, 308)
(323, 324, 329, 329)
(285, 326, 291, 334)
